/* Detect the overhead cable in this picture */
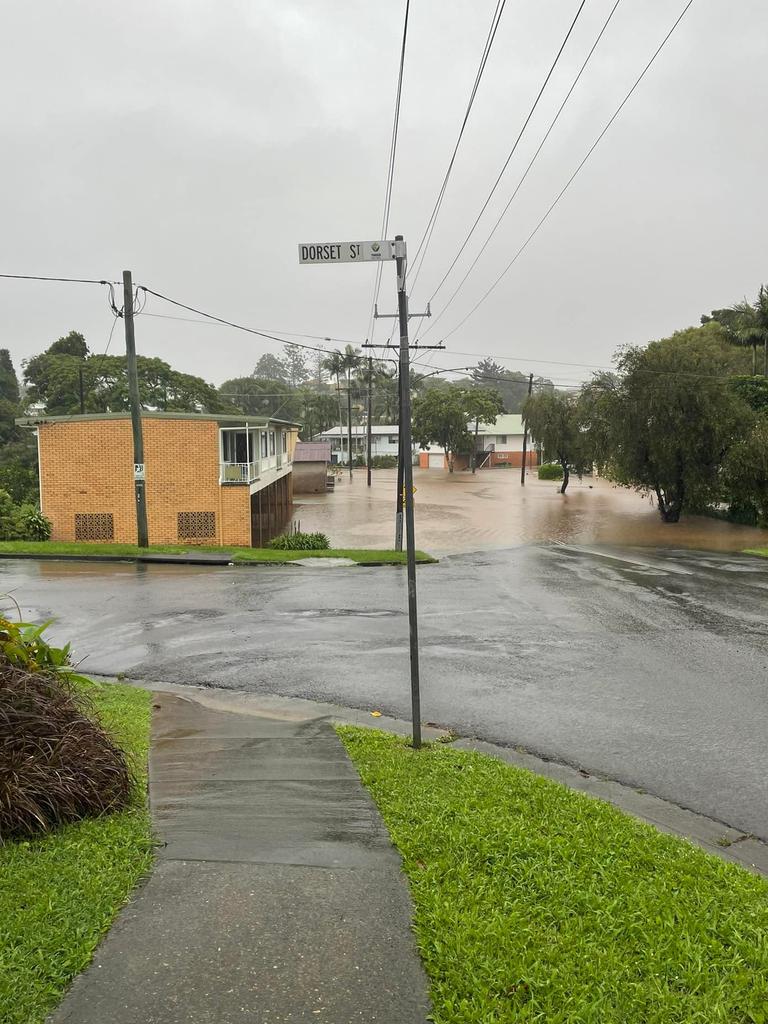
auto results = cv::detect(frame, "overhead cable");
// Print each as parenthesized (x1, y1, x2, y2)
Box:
(422, 0, 588, 307)
(420, 0, 624, 336)
(439, 0, 696, 341)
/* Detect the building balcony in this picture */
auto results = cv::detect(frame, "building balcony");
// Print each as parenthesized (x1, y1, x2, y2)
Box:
(220, 461, 259, 484)
(220, 455, 292, 485)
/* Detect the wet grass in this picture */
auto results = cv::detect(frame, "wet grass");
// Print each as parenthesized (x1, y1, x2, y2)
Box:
(0, 680, 153, 1024)
(0, 541, 436, 565)
(744, 547, 768, 558)
(338, 727, 768, 1024)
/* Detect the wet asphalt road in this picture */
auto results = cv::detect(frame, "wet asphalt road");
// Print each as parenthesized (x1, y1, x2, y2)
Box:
(4, 546, 767, 840)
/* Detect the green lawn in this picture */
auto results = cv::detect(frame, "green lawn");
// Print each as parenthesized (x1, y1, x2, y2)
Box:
(744, 547, 768, 558)
(338, 728, 768, 1024)
(0, 680, 153, 1024)
(0, 541, 436, 565)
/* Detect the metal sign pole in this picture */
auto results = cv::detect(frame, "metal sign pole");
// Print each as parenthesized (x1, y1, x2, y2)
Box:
(393, 235, 422, 749)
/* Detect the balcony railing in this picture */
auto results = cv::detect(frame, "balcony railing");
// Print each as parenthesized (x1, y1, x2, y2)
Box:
(220, 461, 259, 484)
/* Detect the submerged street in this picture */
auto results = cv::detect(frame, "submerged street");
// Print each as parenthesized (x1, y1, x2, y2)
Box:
(4, 542, 767, 841)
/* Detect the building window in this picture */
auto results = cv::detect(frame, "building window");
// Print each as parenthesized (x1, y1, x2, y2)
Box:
(282, 432, 287, 453)
(269, 431, 276, 456)
(388, 435, 398, 444)
(178, 511, 216, 540)
(499, 435, 507, 444)
(75, 513, 114, 541)
(261, 431, 268, 458)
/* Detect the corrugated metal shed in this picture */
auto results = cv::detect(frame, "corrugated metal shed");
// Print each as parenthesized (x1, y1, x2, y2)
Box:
(293, 441, 332, 462)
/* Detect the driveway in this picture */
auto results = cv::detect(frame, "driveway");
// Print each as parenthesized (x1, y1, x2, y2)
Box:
(5, 543, 768, 840)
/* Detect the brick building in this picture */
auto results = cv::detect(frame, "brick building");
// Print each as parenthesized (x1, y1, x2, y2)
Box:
(18, 412, 300, 548)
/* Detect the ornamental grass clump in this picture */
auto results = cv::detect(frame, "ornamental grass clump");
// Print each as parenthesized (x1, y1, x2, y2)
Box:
(267, 531, 330, 550)
(0, 618, 133, 841)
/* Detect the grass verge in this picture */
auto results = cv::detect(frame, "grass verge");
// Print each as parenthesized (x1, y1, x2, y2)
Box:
(0, 680, 153, 1024)
(338, 727, 768, 1024)
(0, 541, 436, 565)
(744, 547, 768, 558)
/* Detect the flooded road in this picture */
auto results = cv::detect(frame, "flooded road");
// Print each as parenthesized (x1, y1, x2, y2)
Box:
(3, 544, 767, 840)
(295, 469, 768, 554)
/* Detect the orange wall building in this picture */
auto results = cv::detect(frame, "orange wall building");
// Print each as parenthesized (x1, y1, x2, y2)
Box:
(19, 412, 299, 548)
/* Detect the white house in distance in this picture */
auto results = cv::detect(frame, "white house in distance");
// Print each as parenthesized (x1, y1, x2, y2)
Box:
(417, 414, 539, 470)
(312, 425, 417, 464)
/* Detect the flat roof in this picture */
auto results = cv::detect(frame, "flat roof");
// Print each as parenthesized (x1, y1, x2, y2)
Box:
(16, 411, 302, 428)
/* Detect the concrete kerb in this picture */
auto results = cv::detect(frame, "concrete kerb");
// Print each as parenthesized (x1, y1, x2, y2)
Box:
(0, 551, 437, 568)
(97, 674, 768, 878)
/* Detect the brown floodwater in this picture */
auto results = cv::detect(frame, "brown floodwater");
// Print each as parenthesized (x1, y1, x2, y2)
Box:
(292, 467, 768, 555)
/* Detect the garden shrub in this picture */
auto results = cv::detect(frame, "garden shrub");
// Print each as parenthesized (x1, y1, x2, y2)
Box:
(23, 509, 52, 540)
(370, 455, 398, 469)
(0, 618, 134, 840)
(0, 489, 51, 540)
(267, 531, 330, 551)
(538, 462, 564, 480)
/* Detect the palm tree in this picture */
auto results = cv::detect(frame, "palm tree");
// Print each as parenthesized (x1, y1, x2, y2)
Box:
(732, 300, 762, 375)
(321, 350, 345, 463)
(720, 287, 768, 375)
(340, 345, 361, 479)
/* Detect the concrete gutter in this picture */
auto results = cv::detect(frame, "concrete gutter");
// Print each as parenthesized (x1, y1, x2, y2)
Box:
(0, 552, 436, 568)
(100, 675, 768, 878)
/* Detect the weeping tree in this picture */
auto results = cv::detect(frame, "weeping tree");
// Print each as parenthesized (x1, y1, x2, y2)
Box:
(523, 389, 591, 494)
(585, 323, 752, 522)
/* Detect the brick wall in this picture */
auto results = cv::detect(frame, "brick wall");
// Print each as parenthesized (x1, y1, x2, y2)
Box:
(38, 417, 251, 546)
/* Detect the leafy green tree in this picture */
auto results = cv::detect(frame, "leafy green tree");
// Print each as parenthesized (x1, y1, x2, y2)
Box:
(413, 385, 469, 473)
(282, 344, 309, 387)
(297, 389, 338, 439)
(46, 330, 88, 358)
(253, 352, 288, 382)
(463, 387, 504, 473)
(25, 334, 224, 416)
(0, 350, 21, 445)
(469, 358, 553, 412)
(412, 384, 498, 472)
(219, 377, 299, 419)
(729, 375, 768, 413)
(523, 389, 590, 494)
(586, 323, 752, 521)
(722, 417, 768, 525)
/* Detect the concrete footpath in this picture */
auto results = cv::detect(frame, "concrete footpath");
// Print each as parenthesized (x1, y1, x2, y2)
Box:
(52, 694, 431, 1023)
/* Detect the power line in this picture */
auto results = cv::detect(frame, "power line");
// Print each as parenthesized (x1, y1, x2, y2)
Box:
(0, 273, 119, 285)
(139, 310, 357, 345)
(406, 0, 508, 293)
(137, 287, 333, 356)
(439, 0, 697, 342)
(366, 0, 411, 354)
(420, 0, 624, 337)
(421, 0, 588, 310)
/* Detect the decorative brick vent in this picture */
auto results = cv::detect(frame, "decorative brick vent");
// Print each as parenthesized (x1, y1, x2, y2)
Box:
(177, 511, 216, 541)
(74, 513, 115, 541)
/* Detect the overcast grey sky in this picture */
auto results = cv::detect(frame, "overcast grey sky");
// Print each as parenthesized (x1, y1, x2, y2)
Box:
(2, 0, 766, 388)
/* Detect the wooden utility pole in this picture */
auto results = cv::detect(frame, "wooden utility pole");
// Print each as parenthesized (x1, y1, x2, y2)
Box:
(123, 270, 149, 547)
(520, 372, 534, 486)
(347, 374, 353, 483)
(366, 354, 373, 487)
(394, 235, 422, 749)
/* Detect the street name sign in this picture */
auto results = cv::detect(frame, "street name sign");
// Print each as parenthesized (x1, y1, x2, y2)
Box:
(298, 240, 395, 264)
